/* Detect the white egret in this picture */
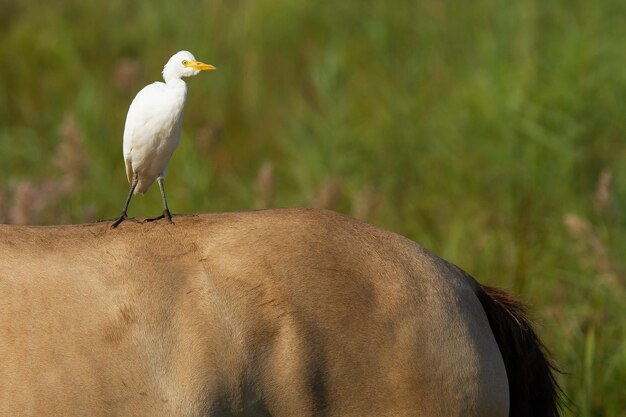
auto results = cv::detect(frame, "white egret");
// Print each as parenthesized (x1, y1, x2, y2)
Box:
(111, 50, 215, 228)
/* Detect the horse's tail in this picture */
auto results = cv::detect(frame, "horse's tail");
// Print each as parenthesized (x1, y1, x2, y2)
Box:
(475, 284, 561, 417)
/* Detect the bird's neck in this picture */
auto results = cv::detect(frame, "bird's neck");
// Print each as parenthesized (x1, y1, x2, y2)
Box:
(163, 77, 188, 98)
(163, 75, 186, 87)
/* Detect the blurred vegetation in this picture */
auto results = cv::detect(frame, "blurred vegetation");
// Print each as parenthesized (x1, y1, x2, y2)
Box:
(1, 0, 625, 414)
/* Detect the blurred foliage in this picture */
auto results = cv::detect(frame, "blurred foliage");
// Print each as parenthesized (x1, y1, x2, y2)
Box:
(1, 0, 625, 414)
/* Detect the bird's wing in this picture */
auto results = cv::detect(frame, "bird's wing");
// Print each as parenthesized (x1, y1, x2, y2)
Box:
(124, 158, 133, 184)
(123, 82, 167, 159)
(122, 81, 184, 191)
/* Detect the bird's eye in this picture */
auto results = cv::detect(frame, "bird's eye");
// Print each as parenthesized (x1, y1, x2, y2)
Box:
(182, 60, 188, 66)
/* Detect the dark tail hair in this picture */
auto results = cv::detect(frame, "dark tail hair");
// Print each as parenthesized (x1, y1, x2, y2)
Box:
(476, 285, 561, 417)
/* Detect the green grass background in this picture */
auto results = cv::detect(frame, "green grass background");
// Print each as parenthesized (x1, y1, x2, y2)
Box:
(1, 0, 625, 414)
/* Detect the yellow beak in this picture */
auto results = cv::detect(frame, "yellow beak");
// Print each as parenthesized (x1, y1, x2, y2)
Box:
(185, 61, 216, 71)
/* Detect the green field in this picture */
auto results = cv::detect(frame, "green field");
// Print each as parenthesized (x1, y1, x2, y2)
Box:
(1, 0, 625, 414)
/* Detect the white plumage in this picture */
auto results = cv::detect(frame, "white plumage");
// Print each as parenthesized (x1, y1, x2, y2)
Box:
(111, 51, 215, 228)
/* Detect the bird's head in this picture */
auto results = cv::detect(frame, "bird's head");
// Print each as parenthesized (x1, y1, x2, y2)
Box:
(163, 50, 215, 82)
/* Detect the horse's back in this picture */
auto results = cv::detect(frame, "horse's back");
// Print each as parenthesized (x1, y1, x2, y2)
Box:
(0, 209, 508, 417)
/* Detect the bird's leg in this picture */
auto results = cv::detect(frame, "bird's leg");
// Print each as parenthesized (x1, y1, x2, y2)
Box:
(144, 177, 174, 224)
(111, 176, 139, 228)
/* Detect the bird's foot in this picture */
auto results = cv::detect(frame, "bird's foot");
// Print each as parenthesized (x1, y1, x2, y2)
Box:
(110, 213, 138, 228)
(143, 209, 174, 224)
(98, 216, 136, 223)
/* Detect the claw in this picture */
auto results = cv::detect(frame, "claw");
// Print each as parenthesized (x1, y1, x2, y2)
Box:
(110, 213, 138, 228)
(99, 216, 137, 224)
(143, 209, 174, 224)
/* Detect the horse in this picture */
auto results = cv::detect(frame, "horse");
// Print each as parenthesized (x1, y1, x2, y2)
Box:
(0, 208, 560, 416)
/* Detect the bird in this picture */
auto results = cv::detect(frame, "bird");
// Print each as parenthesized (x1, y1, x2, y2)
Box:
(111, 51, 215, 228)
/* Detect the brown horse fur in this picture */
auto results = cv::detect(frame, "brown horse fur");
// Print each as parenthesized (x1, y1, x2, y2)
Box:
(0, 208, 560, 417)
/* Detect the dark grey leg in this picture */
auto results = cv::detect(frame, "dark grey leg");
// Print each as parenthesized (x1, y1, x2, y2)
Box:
(111, 176, 138, 228)
(144, 177, 174, 224)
